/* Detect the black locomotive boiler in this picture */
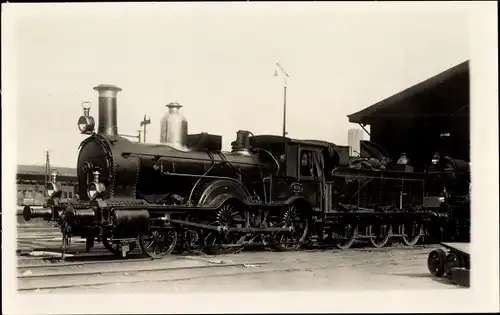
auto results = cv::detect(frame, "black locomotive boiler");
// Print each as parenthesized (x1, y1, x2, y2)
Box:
(23, 84, 470, 259)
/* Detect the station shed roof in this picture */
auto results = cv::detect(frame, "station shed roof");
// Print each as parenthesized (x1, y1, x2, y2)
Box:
(347, 60, 470, 125)
(17, 164, 77, 178)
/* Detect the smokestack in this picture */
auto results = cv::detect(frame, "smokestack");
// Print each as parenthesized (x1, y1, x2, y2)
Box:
(93, 84, 122, 137)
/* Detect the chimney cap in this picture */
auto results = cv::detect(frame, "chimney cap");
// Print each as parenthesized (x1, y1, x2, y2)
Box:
(166, 102, 182, 109)
(93, 84, 122, 92)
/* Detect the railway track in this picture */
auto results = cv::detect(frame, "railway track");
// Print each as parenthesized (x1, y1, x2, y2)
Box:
(17, 255, 271, 291)
(16, 245, 437, 292)
(16, 222, 442, 292)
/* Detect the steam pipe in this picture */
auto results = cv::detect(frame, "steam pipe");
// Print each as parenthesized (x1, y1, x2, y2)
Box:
(93, 84, 122, 137)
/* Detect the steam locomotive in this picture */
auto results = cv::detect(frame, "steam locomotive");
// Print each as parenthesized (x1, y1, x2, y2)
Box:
(23, 84, 470, 259)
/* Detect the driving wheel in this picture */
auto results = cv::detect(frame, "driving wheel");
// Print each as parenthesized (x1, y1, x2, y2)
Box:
(272, 205, 310, 251)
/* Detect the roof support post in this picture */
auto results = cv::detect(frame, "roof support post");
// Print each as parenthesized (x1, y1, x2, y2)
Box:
(358, 123, 371, 137)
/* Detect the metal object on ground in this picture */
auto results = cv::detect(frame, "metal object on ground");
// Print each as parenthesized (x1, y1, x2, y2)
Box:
(427, 242, 470, 287)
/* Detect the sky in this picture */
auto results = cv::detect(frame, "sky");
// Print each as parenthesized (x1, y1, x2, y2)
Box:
(11, 2, 469, 168)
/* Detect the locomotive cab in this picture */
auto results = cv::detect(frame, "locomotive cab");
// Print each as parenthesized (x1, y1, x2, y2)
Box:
(249, 135, 339, 210)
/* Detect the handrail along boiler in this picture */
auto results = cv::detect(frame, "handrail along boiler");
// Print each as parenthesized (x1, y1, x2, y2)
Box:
(23, 84, 470, 258)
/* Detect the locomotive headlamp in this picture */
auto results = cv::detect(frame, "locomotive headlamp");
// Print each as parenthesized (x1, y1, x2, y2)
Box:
(87, 170, 106, 200)
(78, 101, 95, 134)
(46, 170, 62, 199)
(87, 182, 106, 199)
(431, 153, 440, 165)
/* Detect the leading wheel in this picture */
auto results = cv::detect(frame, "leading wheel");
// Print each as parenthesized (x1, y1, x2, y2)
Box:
(427, 248, 446, 277)
(139, 229, 178, 259)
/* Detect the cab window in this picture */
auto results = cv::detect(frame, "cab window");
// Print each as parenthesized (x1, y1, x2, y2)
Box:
(300, 150, 313, 177)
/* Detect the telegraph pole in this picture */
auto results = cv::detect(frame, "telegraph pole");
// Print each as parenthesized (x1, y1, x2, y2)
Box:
(275, 63, 290, 175)
(140, 115, 151, 143)
(275, 63, 289, 138)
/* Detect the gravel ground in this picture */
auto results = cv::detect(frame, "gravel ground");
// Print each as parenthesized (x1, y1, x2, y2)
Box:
(18, 246, 463, 293)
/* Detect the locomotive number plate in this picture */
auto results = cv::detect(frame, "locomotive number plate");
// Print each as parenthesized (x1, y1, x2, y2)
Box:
(290, 182, 303, 193)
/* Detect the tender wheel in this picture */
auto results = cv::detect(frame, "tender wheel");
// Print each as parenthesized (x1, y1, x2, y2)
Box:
(427, 248, 446, 277)
(273, 204, 310, 251)
(335, 223, 358, 250)
(139, 229, 178, 259)
(102, 237, 136, 258)
(401, 222, 423, 246)
(368, 223, 391, 248)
